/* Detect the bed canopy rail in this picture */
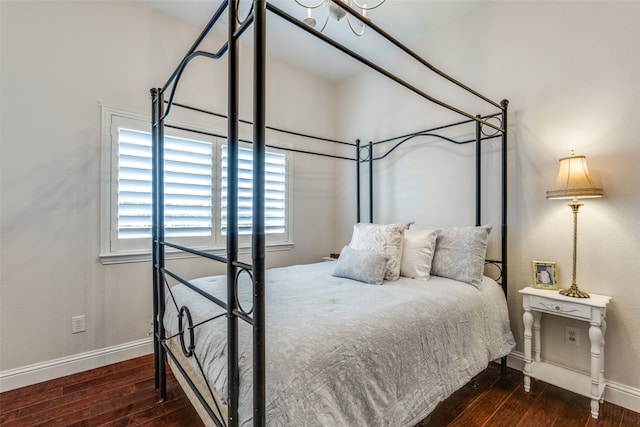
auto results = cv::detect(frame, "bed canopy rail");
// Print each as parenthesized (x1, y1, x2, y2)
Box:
(151, 0, 510, 425)
(367, 113, 506, 160)
(157, 0, 506, 133)
(161, 113, 357, 162)
(267, 1, 505, 133)
(167, 100, 354, 147)
(354, 112, 506, 218)
(355, 109, 509, 293)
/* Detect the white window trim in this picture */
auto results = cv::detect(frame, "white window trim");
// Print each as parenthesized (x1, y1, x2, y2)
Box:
(99, 105, 293, 264)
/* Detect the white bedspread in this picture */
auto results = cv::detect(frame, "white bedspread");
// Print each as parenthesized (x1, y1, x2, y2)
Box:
(163, 262, 515, 427)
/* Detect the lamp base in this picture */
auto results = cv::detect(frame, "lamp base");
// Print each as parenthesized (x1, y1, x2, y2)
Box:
(559, 285, 590, 298)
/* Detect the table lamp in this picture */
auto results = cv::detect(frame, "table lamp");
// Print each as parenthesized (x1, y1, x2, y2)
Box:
(546, 151, 603, 298)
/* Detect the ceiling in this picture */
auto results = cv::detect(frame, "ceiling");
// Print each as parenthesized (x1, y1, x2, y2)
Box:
(134, 0, 488, 81)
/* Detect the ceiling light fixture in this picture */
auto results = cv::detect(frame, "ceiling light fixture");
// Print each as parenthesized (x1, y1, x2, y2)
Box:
(295, 0, 386, 36)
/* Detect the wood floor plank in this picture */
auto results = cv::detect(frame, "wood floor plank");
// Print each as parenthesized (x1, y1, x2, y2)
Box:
(621, 403, 640, 426)
(585, 400, 626, 427)
(446, 366, 521, 426)
(1, 355, 637, 426)
(419, 363, 502, 426)
(92, 387, 187, 427)
(545, 383, 590, 427)
(517, 383, 561, 427)
(485, 372, 546, 426)
(2, 356, 147, 406)
(7, 367, 156, 425)
(135, 402, 204, 427)
(34, 376, 182, 427)
(516, 380, 585, 427)
(23, 383, 141, 427)
(0, 356, 151, 419)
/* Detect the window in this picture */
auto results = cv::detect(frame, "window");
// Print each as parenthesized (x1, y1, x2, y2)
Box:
(117, 128, 213, 240)
(221, 146, 287, 236)
(100, 107, 290, 263)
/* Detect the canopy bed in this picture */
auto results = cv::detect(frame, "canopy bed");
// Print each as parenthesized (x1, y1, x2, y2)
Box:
(150, 1, 513, 426)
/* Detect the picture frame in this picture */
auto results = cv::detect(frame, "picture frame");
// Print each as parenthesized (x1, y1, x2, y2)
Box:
(531, 260, 559, 290)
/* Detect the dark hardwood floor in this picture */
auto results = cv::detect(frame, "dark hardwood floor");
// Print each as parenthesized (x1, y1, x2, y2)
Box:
(1, 354, 637, 426)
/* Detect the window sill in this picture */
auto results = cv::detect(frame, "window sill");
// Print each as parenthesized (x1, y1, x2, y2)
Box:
(99, 242, 294, 265)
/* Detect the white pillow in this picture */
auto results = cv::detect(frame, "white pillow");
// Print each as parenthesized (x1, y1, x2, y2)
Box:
(400, 228, 440, 280)
(349, 223, 406, 281)
(332, 246, 389, 285)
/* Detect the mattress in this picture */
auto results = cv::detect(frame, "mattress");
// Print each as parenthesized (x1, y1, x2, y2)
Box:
(163, 261, 515, 426)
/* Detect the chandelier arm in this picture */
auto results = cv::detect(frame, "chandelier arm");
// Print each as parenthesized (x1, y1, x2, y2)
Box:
(318, 10, 330, 32)
(350, 0, 386, 10)
(293, 0, 326, 10)
(346, 13, 366, 36)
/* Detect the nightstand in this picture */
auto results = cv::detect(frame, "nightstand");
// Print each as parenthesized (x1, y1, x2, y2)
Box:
(519, 287, 611, 419)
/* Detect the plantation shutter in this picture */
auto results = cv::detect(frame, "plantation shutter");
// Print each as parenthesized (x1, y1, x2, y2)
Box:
(221, 145, 286, 236)
(117, 128, 213, 239)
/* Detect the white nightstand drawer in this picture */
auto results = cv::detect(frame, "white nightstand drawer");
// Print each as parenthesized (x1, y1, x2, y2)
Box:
(528, 295, 592, 320)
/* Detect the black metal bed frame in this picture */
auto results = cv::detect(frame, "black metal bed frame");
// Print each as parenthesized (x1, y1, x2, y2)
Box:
(150, 1, 509, 426)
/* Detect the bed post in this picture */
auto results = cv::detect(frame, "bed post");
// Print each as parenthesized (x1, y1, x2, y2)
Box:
(253, 0, 267, 425)
(368, 141, 373, 223)
(227, 0, 240, 425)
(356, 139, 361, 222)
(500, 99, 509, 376)
(475, 115, 482, 226)
(151, 87, 167, 400)
(500, 100, 509, 300)
(151, 88, 160, 391)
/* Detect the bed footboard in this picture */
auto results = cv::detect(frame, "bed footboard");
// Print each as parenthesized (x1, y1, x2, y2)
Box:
(165, 339, 227, 426)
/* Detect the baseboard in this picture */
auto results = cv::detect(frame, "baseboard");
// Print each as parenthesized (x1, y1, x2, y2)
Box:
(507, 352, 640, 413)
(0, 337, 153, 393)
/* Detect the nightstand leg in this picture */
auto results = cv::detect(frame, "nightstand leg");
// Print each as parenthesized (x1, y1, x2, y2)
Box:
(532, 311, 542, 363)
(589, 324, 604, 419)
(599, 319, 607, 403)
(523, 309, 533, 392)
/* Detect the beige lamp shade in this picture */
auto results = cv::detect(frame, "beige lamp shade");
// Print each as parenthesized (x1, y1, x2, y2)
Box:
(546, 153, 603, 200)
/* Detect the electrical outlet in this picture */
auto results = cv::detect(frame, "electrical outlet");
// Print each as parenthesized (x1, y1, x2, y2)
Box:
(72, 315, 86, 334)
(565, 326, 580, 346)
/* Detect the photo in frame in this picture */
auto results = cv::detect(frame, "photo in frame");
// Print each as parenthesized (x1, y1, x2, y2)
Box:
(531, 260, 559, 290)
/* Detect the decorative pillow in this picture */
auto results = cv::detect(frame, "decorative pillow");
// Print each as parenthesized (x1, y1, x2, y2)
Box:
(332, 246, 389, 285)
(400, 228, 440, 280)
(349, 223, 406, 281)
(430, 224, 493, 288)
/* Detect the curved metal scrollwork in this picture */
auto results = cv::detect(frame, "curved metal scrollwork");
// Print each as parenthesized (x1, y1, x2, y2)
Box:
(484, 260, 503, 284)
(237, 0, 255, 26)
(178, 306, 196, 358)
(234, 267, 254, 316)
(481, 116, 503, 137)
(358, 145, 372, 162)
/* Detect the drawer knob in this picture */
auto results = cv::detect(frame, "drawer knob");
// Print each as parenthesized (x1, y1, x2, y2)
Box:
(555, 305, 560, 310)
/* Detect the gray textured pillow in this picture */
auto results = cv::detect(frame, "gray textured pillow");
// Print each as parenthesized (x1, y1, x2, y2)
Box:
(431, 224, 492, 288)
(332, 246, 389, 285)
(348, 223, 405, 281)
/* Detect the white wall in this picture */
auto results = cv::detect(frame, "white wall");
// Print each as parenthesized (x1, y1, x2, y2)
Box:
(0, 0, 338, 378)
(336, 0, 640, 400)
